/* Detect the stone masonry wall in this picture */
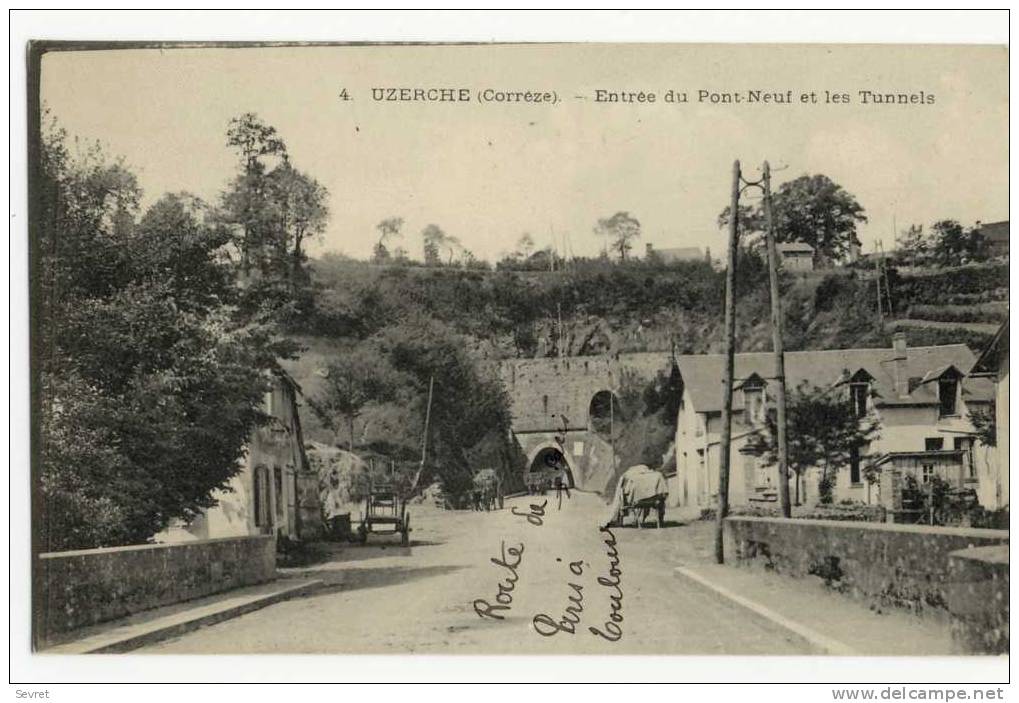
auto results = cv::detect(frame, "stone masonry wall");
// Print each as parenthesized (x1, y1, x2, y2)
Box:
(946, 545, 1009, 654)
(35, 535, 275, 644)
(724, 517, 1008, 618)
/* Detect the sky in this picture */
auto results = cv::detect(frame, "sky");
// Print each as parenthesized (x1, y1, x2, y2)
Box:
(40, 43, 1008, 262)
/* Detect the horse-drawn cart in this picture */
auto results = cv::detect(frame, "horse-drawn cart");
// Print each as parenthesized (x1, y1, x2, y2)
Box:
(606, 464, 669, 529)
(356, 482, 411, 545)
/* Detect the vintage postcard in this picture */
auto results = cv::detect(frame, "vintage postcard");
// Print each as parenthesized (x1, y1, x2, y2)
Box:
(25, 37, 1008, 669)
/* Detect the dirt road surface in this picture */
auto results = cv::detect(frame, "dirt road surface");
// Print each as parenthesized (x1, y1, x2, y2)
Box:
(142, 492, 809, 654)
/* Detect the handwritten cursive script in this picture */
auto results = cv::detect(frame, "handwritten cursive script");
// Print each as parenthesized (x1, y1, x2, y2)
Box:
(588, 526, 624, 642)
(472, 541, 525, 621)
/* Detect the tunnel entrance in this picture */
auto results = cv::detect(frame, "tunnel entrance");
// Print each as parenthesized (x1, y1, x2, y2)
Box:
(526, 446, 575, 492)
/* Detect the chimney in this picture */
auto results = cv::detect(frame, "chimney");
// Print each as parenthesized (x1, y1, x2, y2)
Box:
(892, 332, 908, 397)
(646, 243, 654, 256)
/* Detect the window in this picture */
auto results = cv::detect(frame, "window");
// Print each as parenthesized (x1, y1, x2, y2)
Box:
(850, 383, 869, 417)
(742, 377, 766, 426)
(274, 467, 284, 518)
(938, 378, 958, 416)
(921, 464, 935, 484)
(253, 466, 269, 527)
(925, 437, 944, 451)
(954, 437, 975, 478)
(849, 446, 861, 484)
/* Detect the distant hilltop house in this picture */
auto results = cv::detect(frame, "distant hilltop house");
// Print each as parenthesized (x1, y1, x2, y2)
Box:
(978, 220, 1009, 258)
(670, 333, 996, 512)
(645, 243, 708, 264)
(776, 240, 815, 271)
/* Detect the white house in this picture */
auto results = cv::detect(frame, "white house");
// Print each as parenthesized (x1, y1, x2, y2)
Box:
(158, 370, 322, 543)
(669, 333, 995, 511)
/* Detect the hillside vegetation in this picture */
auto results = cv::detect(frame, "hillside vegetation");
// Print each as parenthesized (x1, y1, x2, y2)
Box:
(297, 254, 1008, 362)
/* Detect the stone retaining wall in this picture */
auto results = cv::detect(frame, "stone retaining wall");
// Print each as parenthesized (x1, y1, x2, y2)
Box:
(35, 535, 275, 644)
(946, 545, 1009, 655)
(724, 516, 1008, 617)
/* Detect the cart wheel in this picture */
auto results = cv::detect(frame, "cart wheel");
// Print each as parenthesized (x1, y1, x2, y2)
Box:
(401, 514, 411, 546)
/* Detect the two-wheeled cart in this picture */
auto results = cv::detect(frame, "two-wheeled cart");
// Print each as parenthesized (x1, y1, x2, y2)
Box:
(356, 482, 411, 546)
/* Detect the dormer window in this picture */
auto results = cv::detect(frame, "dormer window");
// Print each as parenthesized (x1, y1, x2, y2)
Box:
(850, 383, 869, 418)
(938, 377, 959, 417)
(917, 365, 963, 418)
(740, 373, 767, 426)
(844, 369, 874, 418)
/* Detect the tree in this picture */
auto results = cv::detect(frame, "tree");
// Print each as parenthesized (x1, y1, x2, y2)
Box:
(718, 174, 867, 265)
(895, 224, 928, 267)
(516, 233, 535, 259)
(223, 113, 289, 276)
(595, 211, 641, 261)
(263, 163, 329, 282)
(36, 122, 286, 550)
(421, 223, 446, 266)
(373, 216, 404, 263)
(748, 381, 881, 505)
(309, 346, 404, 452)
(716, 203, 765, 248)
(929, 219, 987, 266)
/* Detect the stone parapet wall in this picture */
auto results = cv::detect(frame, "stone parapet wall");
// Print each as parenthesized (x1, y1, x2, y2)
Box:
(724, 516, 1008, 619)
(35, 535, 275, 644)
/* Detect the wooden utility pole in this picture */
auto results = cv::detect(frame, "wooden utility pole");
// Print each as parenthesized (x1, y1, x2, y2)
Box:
(715, 160, 741, 564)
(410, 375, 435, 493)
(762, 161, 792, 518)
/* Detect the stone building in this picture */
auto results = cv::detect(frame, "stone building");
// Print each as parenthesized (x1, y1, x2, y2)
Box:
(158, 370, 322, 543)
(670, 334, 995, 511)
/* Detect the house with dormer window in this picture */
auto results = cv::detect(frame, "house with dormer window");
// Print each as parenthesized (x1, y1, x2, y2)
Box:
(669, 333, 995, 510)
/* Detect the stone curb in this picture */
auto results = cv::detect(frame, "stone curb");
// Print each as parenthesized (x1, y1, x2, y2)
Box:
(673, 565, 857, 656)
(42, 578, 324, 654)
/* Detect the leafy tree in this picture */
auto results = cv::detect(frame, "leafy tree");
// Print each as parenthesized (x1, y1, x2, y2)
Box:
(263, 163, 329, 282)
(969, 405, 996, 447)
(309, 345, 405, 452)
(748, 381, 881, 505)
(36, 122, 286, 550)
(929, 219, 988, 266)
(895, 223, 928, 266)
(421, 223, 446, 266)
(595, 211, 641, 261)
(516, 233, 535, 259)
(372, 319, 516, 496)
(373, 216, 404, 263)
(718, 174, 866, 264)
(223, 113, 289, 276)
(716, 203, 765, 248)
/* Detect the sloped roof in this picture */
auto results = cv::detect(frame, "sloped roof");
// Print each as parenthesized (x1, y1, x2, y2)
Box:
(777, 241, 815, 254)
(979, 221, 1009, 245)
(971, 320, 1009, 376)
(654, 246, 704, 262)
(678, 344, 993, 414)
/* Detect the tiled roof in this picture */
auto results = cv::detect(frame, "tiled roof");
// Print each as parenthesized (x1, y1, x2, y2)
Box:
(677, 344, 993, 414)
(777, 241, 815, 254)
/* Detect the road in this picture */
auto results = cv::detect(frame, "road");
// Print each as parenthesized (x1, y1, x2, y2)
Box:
(142, 491, 809, 654)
